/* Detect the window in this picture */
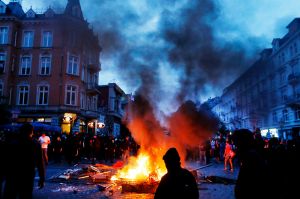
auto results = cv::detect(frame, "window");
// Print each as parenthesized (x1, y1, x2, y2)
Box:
(0, 52, 5, 73)
(17, 85, 29, 105)
(0, 27, 8, 44)
(39, 54, 51, 75)
(42, 31, 53, 47)
(0, 82, 3, 96)
(67, 54, 79, 75)
(283, 109, 288, 122)
(19, 55, 31, 75)
(294, 43, 298, 54)
(0, 5, 6, 14)
(81, 66, 85, 81)
(22, 31, 34, 47)
(37, 85, 49, 105)
(281, 88, 287, 102)
(272, 111, 277, 123)
(290, 46, 293, 57)
(65, 85, 77, 105)
(92, 96, 97, 110)
(295, 108, 300, 120)
(80, 92, 85, 109)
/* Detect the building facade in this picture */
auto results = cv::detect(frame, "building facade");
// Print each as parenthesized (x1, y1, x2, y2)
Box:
(97, 83, 127, 137)
(0, 0, 101, 134)
(213, 18, 300, 140)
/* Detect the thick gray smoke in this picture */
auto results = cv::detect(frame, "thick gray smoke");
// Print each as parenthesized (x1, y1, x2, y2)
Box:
(81, 0, 261, 104)
(28, 0, 263, 111)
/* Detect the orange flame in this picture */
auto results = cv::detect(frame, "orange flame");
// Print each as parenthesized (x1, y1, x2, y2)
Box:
(111, 149, 167, 182)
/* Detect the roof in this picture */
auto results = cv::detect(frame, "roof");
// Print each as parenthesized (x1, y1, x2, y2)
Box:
(7, 2, 24, 17)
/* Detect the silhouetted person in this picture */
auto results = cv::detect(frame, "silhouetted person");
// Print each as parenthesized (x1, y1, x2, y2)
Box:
(233, 129, 270, 199)
(4, 123, 45, 199)
(154, 147, 199, 199)
(53, 136, 63, 163)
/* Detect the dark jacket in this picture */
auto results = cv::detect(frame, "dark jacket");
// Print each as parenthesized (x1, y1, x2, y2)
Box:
(154, 167, 199, 199)
(4, 138, 45, 199)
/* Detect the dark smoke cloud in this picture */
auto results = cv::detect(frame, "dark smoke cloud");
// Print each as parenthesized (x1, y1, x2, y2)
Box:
(34, 0, 262, 105)
(84, 0, 261, 103)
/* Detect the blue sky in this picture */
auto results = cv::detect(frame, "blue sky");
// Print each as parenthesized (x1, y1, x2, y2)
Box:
(3, 0, 300, 112)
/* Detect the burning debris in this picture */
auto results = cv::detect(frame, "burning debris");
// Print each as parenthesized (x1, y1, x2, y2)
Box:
(48, 94, 222, 195)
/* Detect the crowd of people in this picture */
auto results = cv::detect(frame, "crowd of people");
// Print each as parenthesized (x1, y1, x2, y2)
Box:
(46, 132, 139, 165)
(0, 123, 139, 199)
(1, 123, 299, 199)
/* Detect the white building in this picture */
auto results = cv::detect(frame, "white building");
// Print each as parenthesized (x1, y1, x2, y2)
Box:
(213, 18, 300, 140)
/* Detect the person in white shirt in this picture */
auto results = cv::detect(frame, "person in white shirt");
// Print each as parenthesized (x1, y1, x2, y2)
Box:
(38, 133, 51, 165)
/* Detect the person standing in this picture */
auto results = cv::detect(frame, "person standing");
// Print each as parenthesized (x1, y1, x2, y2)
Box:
(38, 132, 51, 165)
(154, 148, 199, 199)
(52, 136, 63, 163)
(233, 129, 270, 199)
(4, 123, 45, 199)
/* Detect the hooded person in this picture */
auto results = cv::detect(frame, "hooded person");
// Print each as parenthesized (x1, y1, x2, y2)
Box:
(3, 123, 45, 199)
(233, 129, 270, 199)
(154, 147, 199, 199)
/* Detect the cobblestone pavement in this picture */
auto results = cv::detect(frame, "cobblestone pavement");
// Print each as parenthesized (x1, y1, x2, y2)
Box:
(32, 161, 239, 199)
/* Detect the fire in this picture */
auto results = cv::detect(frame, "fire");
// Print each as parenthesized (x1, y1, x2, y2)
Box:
(111, 150, 167, 183)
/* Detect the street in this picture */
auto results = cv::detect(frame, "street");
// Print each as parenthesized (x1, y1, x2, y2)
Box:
(32, 161, 239, 199)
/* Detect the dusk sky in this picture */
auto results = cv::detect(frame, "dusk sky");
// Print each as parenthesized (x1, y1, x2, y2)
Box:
(4, 0, 300, 113)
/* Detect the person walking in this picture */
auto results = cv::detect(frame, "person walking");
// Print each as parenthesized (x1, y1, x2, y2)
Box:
(154, 147, 199, 199)
(38, 132, 51, 165)
(223, 139, 234, 172)
(3, 123, 45, 199)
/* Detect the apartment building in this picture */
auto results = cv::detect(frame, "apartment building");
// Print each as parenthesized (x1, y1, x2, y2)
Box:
(0, 0, 101, 134)
(213, 18, 300, 140)
(97, 83, 127, 137)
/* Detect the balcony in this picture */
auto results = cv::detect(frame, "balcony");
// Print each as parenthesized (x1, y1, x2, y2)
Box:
(285, 95, 300, 108)
(86, 82, 99, 95)
(99, 106, 124, 118)
(288, 73, 300, 84)
(87, 62, 101, 71)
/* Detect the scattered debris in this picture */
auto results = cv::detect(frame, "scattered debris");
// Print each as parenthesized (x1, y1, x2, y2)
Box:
(203, 176, 236, 185)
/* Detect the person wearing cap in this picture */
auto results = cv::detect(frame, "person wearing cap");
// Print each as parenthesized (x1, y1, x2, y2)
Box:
(154, 147, 199, 199)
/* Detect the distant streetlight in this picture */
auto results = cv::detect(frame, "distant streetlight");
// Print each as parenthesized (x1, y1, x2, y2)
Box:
(97, 122, 105, 128)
